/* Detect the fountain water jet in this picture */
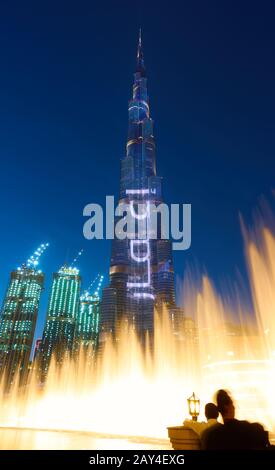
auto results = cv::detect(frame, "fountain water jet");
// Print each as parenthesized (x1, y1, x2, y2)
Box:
(1, 209, 275, 445)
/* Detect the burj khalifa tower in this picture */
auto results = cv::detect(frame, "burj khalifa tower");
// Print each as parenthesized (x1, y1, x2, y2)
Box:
(101, 32, 175, 343)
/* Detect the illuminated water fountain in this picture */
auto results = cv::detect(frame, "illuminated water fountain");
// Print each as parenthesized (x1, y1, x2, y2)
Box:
(0, 212, 275, 447)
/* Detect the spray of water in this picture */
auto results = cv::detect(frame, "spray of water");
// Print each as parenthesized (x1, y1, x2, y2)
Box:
(1, 208, 275, 440)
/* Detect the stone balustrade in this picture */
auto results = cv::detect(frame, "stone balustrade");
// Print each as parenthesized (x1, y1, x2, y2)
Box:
(167, 426, 201, 450)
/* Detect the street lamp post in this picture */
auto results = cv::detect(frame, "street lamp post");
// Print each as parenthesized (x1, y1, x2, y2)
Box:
(187, 392, 200, 421)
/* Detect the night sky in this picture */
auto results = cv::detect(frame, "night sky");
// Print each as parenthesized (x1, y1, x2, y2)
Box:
(0, 0, 274, 340)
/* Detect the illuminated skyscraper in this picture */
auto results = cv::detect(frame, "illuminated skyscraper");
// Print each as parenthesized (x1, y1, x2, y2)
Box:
(40, 265, 81, 379)
(101, 32, 175, 343)
(34, 338, 42, 360)
(0, 243, 48, 389)
(74, 275, 104, 352)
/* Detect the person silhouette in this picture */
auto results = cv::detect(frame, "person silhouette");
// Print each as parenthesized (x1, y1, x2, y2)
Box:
(200, 404, 222, 449)
(203, 389, 270, 450)
(184, 402, 221, 437)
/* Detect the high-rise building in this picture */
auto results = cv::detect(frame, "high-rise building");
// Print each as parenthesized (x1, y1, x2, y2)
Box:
(40, 265, 81, 379)
(100, 287, 117, 338)
(74, 275, 104, 352)
(0, 243, 48, 389)
(33, 338, 42, 361)
(101, 32, 175, 343)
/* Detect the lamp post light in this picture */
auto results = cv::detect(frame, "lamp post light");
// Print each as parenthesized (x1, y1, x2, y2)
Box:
(187, 392, 200, 421)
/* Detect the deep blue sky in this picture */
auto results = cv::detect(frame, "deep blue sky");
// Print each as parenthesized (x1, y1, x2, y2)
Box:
(0, 0, 274, 339)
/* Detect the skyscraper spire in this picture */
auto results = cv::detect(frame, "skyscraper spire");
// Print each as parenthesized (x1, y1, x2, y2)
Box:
(101, 33, 175, 346)
(136, 28, 146, 77)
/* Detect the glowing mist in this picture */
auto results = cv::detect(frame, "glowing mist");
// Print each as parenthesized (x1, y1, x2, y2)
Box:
(1, 215, 275, 441)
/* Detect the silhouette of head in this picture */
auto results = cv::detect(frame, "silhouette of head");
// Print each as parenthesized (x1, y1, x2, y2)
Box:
(205, 402, 219, 420)
(216, 389, 235, 421)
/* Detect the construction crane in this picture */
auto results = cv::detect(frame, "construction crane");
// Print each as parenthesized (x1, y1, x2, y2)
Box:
(82, 274, 104, 300)
(26, 242, 49, 268)
(71, 249, 84, 267)
(93, 274, 104, 298)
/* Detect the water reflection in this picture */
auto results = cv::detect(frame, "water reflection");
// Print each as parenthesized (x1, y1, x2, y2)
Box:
(0, 428, 171, 450)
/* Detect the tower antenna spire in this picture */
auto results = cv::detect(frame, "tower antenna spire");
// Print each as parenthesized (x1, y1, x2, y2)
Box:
(136, 28, 145, 76)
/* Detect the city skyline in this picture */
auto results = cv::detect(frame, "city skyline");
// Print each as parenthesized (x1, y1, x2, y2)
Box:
(0, 1, 275, 455)
(0, 1, 274, 343)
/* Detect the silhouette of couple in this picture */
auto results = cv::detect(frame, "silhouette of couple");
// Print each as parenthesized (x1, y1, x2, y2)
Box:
(185, 389, 271, 450)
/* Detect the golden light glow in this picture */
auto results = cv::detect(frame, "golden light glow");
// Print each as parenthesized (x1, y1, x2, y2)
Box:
(0, 214, 275, 446)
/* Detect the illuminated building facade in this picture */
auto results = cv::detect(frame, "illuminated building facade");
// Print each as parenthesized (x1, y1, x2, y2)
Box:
(74, 275, 104, 352)
(0, 244, 48, 388)
(74, 294, 100, 351)
(40, 265, 81, 378)
(101, 32, 175, 343)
